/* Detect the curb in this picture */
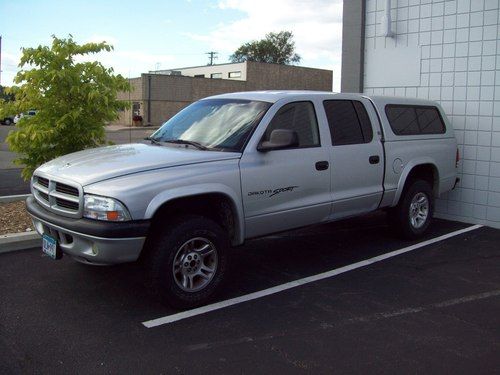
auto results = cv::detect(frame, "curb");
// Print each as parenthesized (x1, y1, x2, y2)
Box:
(0, 232, 41, 254)
(0, 193, 30, 203)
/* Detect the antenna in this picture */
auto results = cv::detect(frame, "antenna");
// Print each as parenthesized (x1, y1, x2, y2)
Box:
(206, 51, 218, 65)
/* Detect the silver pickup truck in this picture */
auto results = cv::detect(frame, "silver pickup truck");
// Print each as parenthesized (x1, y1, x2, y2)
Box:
(27, 91, 459, 308)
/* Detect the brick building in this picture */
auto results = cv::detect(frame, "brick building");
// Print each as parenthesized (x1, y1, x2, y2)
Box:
(114, 61, 333, 126)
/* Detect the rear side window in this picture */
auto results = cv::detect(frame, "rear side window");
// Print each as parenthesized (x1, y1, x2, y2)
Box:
(323, 100, 373, 146)
(385, 105, 446, 135)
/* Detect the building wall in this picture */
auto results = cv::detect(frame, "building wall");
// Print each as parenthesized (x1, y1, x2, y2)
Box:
(143, 74, 247, 125)
(362, 0, 500, 228)
(341, 0, 366, 92)
(245, 61, 333, 91)
(176, 62, 247, 80)
(112, 63, 334, 126)
(115, 77, 143, 126)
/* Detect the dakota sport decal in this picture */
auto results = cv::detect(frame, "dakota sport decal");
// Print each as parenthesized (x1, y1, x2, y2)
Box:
(248, 186, 299, 198)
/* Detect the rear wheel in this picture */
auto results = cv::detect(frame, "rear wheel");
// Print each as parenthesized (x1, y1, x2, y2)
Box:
(4, 118, 11, 125)
(388, 179, 434, 239)
(144, 215, 228, 309)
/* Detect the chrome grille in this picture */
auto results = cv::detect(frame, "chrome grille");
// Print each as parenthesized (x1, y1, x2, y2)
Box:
(38, 177, 49, 188)
(55, 182, 79, 197)
(32, 174, 83, 218)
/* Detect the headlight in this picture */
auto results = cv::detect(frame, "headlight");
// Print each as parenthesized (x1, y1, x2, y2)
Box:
(83, 194, 131, 221)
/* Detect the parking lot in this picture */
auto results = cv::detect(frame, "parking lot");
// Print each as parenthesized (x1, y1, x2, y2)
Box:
(1, 213, 499, 374)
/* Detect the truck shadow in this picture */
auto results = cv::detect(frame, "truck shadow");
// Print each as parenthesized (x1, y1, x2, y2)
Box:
(59, 212, 470, 318)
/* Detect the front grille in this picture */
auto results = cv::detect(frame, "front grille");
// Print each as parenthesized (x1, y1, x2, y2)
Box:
(55, 182, 79, 197)
(32, 175, 82, 218)
(55, 197, 79, 210)
(39, 191, 49, 202)
(38, 177, 49, 188)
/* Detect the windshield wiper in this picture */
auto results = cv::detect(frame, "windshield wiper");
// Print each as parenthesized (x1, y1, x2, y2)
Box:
(163, 139, 208, 150)
(144, 137, 161, 145)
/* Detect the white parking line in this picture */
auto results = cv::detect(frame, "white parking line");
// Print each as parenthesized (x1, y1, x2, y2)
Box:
(142, 224, 483, 328)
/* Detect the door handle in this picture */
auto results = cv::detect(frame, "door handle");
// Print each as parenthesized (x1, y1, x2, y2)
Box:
(369, 155, 380, 164)
(315, 161, 329, 171)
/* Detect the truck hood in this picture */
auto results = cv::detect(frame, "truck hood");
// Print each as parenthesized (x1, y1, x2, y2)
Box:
(36, 143, 241, 186)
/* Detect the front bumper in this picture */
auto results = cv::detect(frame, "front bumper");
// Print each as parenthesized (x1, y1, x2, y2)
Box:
(26, 196, 150, 265)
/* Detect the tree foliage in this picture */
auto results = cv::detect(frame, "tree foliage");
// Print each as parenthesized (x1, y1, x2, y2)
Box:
(230, 31, 301, 65)
(0, 86, 18, 120)
(5, 35, 130, 180)
(0, 85, 17, 102)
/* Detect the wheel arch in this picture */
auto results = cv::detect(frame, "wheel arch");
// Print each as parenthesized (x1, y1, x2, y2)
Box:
(392, 160, 439, 206)
(144, 184, 245, 246)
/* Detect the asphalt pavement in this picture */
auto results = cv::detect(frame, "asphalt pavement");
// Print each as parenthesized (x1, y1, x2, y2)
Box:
(1, 213, 499, 374)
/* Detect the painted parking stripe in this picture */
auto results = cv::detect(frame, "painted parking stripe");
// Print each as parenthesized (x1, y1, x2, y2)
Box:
(142, 224, 483, 328)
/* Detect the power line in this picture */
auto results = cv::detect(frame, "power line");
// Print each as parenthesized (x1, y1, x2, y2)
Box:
(206, 51, 218, 65)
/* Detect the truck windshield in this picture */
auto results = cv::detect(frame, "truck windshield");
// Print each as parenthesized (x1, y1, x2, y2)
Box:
(150, 99, 271, 152)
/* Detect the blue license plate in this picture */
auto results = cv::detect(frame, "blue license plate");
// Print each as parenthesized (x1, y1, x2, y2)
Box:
(42, 234, 60, 260)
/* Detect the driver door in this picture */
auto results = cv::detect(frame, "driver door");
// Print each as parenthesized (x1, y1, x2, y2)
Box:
(240, 100, 331, 239)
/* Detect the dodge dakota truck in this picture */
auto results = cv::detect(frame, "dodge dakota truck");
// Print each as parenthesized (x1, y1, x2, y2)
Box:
(27, 91, 459, 308)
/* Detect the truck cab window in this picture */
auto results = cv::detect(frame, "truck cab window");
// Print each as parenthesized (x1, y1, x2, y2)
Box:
(262, 101, 320, 148)
(323, 100, 373, 146)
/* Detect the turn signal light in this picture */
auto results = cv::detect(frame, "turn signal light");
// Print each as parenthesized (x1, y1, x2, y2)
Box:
(106, 211, 119, 221)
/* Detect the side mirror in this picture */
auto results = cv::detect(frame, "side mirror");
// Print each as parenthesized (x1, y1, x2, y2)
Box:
(257, 129, 299, 152)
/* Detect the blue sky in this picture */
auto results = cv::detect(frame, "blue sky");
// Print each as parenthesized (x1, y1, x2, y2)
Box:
(0, 0, 343, 89)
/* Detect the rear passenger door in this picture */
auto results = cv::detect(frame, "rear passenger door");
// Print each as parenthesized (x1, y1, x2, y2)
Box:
(322, 99, 385, 219)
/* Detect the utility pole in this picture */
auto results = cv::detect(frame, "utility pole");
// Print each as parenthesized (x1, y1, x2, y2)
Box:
(0, 35, 2, 85)
(206, 51, 218, 65)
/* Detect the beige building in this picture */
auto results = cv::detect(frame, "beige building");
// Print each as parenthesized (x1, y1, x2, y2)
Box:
(115, 61, 333, 126)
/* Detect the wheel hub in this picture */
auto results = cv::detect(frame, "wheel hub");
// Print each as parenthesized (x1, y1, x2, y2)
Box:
(409, 192, 429, 229)
(181, 252, 201, 275)
(172, 237, 218, 292)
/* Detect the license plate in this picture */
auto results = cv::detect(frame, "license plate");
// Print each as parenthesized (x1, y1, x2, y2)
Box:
(42, 234, 61, 260)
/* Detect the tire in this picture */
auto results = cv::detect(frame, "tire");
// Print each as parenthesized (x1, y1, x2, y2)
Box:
(388, 179, 434, 240)
(144, 215, 229, 309)
(4, 119, 11, 125)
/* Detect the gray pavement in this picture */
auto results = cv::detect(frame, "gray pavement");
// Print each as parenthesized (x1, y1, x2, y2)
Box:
(1, 214, 499, 373)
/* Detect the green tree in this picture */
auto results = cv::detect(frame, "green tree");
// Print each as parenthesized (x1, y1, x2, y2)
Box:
(0, 85, 17, 102)
(230, 31, 301, 65)
(5, 35, 130, 180)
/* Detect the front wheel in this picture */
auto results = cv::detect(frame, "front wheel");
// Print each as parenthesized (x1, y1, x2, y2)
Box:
(388, 179, 434, 239)
(144, 215, 228, 309)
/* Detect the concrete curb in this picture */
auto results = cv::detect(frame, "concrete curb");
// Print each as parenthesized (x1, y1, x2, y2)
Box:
(0, 232, 40, 254)
(0, 193, 30, 203)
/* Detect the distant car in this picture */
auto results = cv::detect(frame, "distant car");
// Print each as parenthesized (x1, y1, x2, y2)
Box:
(1, 116, 15, 125)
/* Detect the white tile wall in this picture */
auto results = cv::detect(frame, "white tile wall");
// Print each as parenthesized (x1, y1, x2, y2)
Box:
(364, 0, 500, 228)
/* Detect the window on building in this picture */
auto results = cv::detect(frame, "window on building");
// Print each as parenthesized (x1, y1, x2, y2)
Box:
(262, 101, 320, 149)
(228, 71, 242, 78)
(210, 73, 222, 79)
(385, 105, 446, 135)
(132, 102, 141, 116)
(323, 100, 373, 146)
(194, 74, 205, 78)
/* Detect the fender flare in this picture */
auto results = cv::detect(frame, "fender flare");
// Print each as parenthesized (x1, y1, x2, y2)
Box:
(392, 158, 439, 206)
(144, 183, 245, 245)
